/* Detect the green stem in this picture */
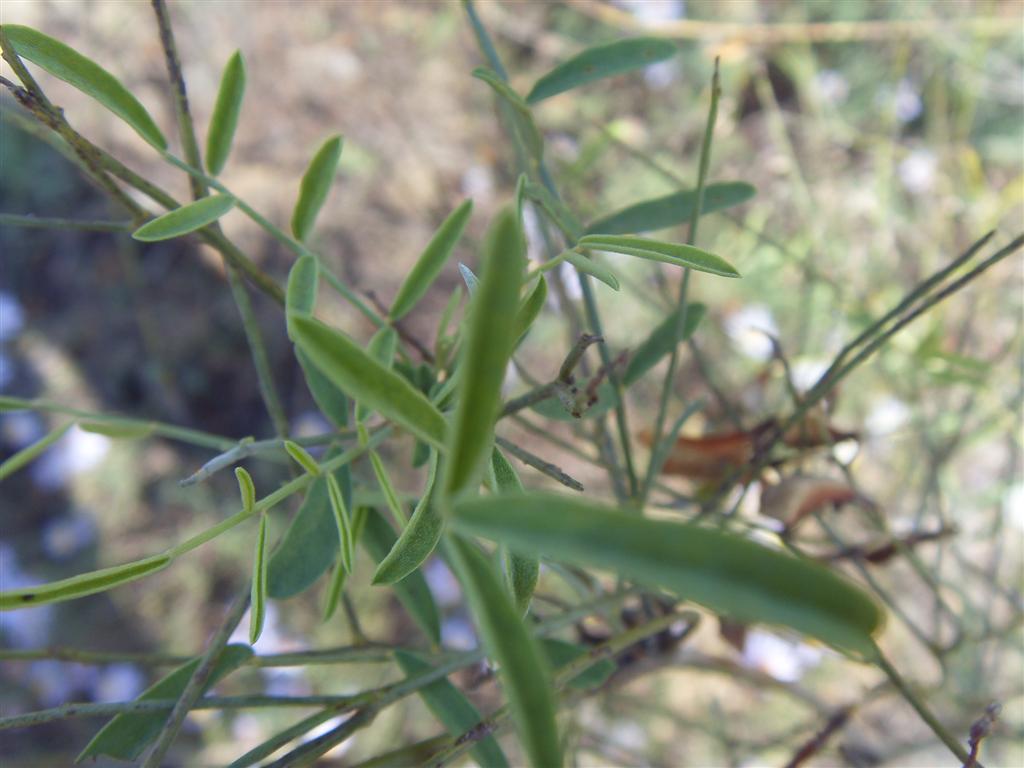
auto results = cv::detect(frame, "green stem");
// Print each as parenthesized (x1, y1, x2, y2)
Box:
(0, 213, 131, 231)
(640, 59, 721, 507)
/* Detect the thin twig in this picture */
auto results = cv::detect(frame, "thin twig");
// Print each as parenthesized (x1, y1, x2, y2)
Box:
(496, 435, 584, 491)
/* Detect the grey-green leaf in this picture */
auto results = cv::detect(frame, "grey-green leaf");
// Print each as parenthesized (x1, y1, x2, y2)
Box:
(578, 234, 740, 278)
(291, 134, 343, 242)
(443, 206, 525, 497)
(205, 51, 246, 175)
(373, 451, 441, 585)
(356, 326, 399, 422)
(526, 37, 677, 104)
(492, 448, 539, 617)
(391, 200, 473, 321)
(565, 250, 620, 291)
(286, 255, 319, 320)
(623, 303, 706, 385)
(395, 650, 510, 768)
(291, 315, 447, 450)
(132, 194, 235, 242)
(458, 262, 479, 294)
(249, 513, 269, 644)
(77, 644, 253, 761)
(267, 457, 352, 599)
(295, 347, 349, 429)
(446, 535, 561, 766)
(362, 508, 441, 644)
(1, 553, 170, 610)
(585, 181, 756, 235)
(235, 467, 256, 513)
(2, 24, 167, 149)
(451, 493, 885, 658)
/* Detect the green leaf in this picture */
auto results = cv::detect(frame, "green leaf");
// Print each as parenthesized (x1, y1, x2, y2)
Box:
(443, 206, 525, 497)
(446, 535, 561, 766)
(356, 326, 399, 422)
(323, 507, 366, 622)
(295, 347, 349, 429)
(565, 250, 620, 291)
(373, 451, 441, 585)
(362, 508, 441, 644)
(326, 473, 354, 574)
(472, 67, 544, 160)
(132, 194, 235, 242)
(492, 448, 539, 617)
(526, 37, 677, 104)
(284, 439, 321, 476)
(623, 303, 707, 385)
(234, 467, 256, 513)
(578, 234, 740, 278)
(78, 644, 253, 761)
(458, 262, 479, 294)
(391, 200, 473, 320)
(451, 493, 885, 657)
(249, 513, 269, 644)
(291, 134, 343, 242)
(1, 553, 170, 610)
(291, 315, 447, 450)
(205, 51, 246, 175)
(512, 275, 548, 343)
(0, 422, 71, 482)
(394, 650, 510, 768)
(2, 24, 167, 149)
(285, 255, 319, 320)
(542, 638, 615, 690)
(585, 181, 757, 235)
(267, 454, 352, 599)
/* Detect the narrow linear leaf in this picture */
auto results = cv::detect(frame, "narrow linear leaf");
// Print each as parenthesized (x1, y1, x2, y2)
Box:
(205, 50, 246, 175)
(369, 448, 406, 526)
(373, 451, 441, 585)
(291, 134, 343, 242)
(235, 467, 256, 513)
(284, 439, 321, 476)
(1, 553, 170, 610)
(451, 493, 885, 658)
(267, 452, 353, 600)
(472, 67, 544, 159)
(77, 644, 253, 761)
(458, 262, 479, 294)
(526, 37, 677, 104)
(623, 303, 707, 385)
(446, 535, 561, 767)
(362, 508, 441, 644)
(323, 507, 366, 622)
(585, 181, 757, 235)
(291, 315, 447, 450)
(0, 422, 71, 481)
(326, 472, 353, 573)
(391, 199, 474, 320)
(443, 206, 526, 497)
(578, 234, 740, 278)
(565, 250, 620, 291)
(492, 448, 539, 617)
(542, 638, 615, 691)
(79, 420, 153, 439)
(395, 650, 510, 768)
(512, 275, 547, 343)
(249, 513, 269, 644)
(2, 24, 167, 149)
(285, 255, 319, 320)
(132, 194, 235, 242)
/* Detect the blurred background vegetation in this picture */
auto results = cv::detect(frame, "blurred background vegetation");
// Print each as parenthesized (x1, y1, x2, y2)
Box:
(1, 1, 1022, 765)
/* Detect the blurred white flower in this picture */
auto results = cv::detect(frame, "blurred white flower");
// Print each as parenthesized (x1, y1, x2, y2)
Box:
(645, 59, 680, 90)
(815, 69, 850, 105)
(790, 358, 829, 393)
(442, 616, 478, 651)
(898, 148, 938, 195)
(93, 663, 146, 703)
(741, 629, 822, 682)
(460, 164, 494, 206)
(0, 291, 25, 342)
(616, 0, 685, 24)
(894, 78, 923, 123)
(1004, 483, 1023, 530)
(424, 558, 461, 607)
(2, 410, 45, 448)
(724, 304, 778, 361)
(30, 425, 111, 491)
(866, 396, 911, 437)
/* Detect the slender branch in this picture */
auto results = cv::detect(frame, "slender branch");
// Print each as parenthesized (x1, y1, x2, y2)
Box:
(495, 435, 584, 491)
(0, 213, 132, 232)
(140, 585, 251, 767)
